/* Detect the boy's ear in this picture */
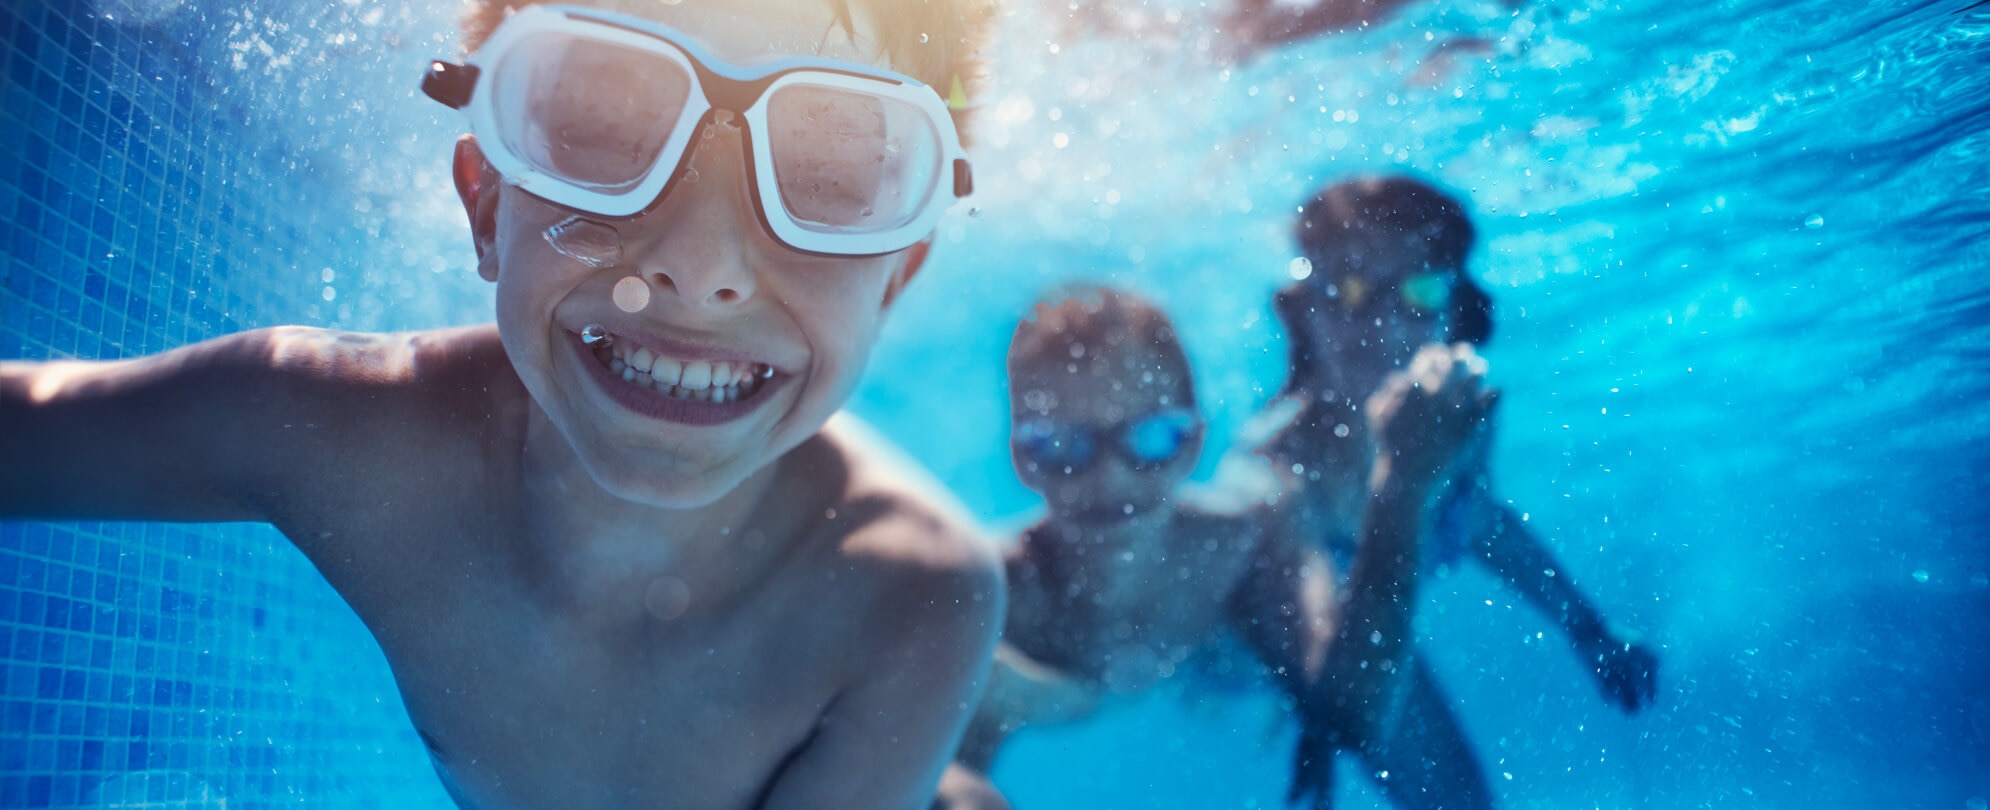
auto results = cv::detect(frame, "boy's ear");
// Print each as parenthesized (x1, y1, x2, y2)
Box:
(882, 237, 933, 309)
(453, 135, 502, 281)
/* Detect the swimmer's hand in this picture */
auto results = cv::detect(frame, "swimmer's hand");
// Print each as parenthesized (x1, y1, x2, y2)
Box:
(1286, 715, 1340, 810)
(986, 644, 1102, 727)
(1365, 343, 1498, 491)
(1589, 635, 1660, 712)
(932, 765, 1012, 810)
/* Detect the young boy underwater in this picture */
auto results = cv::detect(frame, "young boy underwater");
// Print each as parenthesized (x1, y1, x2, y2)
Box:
(934, 287, 1497, 809)
(0, 0, 1004, 807)
(1248, 175, 1662, 808)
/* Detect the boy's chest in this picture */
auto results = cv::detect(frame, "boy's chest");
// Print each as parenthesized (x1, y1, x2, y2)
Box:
(354, 547, 851, 810)
(1018, 548, 1245, 688)
(274, 467, 875, 810)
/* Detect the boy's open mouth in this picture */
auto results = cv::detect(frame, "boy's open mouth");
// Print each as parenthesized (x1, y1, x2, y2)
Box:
(583, 329, 776, 405)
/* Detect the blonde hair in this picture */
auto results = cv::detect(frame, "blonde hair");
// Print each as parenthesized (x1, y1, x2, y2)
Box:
(457, 0, 995, 140)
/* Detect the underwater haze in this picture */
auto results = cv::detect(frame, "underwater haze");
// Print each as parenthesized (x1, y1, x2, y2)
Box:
(1, 0, 1986, 807)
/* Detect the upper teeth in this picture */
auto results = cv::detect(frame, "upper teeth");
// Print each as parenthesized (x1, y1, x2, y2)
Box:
(604, 336, 769, 391)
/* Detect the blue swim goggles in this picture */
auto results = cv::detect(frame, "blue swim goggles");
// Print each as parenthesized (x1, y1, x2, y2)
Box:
(423, 4, 973, 257)
(1013, 408, 1202, 473)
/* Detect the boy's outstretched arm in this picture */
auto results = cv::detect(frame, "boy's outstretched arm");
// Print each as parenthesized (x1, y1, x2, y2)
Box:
(0, 327, 465, 538)
(938, 644, 1083, 810)
(955, 642, 1100, 771)
(758, 532, 1004, 810)
(1469, 496, 1660, 712)
(3, 329, 301, 522)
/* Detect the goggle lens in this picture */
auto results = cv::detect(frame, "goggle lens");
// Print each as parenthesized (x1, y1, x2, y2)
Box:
(1400, 271, 1455, 314)
(492, 33, 693, 194)
(768, 83, 943, 235)
(1122, 410, 1196, 465)
(1014, 409, 1197, 473)
(1333, 270, 1456, 315)
(1016, 419, 1097, 469)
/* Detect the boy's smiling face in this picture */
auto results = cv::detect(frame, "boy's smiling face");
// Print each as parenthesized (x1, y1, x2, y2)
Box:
(1009, 343, 1202, 525)
(459, 0, 931, 508)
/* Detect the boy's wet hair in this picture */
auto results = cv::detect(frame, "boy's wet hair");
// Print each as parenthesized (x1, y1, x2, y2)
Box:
(1009, 285, 1196, 408)
(1295, 175, 1493, 345)
(458, 0, 994, 141)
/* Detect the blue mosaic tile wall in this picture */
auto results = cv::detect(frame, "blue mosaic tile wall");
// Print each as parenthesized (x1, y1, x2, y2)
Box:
(1, 0, 479, 806)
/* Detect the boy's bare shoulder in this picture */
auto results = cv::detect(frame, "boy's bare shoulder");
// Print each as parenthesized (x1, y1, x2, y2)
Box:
(217, 325, 524, 535)
(256, 324, 521, 430)
(809, 413, 1005, 616)
(261, 324, 508, 392)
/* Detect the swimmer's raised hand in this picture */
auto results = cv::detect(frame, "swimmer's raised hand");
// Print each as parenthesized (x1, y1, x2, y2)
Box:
(1365, 342, 1498, 491)
(1589, 633, 1661, 712)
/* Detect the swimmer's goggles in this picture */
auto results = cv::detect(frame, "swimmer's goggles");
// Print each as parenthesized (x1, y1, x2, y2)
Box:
(423, 4, 973, 257)
(1333, 268, 1455, 315)
(1014, 408, 1201, 474)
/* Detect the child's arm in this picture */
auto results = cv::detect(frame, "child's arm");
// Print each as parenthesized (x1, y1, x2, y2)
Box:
(1469, 495, 1659, 712)
(758, 536, 1004, 810)
(1233, 345, 1494, 750)
(955, 642, 1100, 771)
(1222, 0, 1425, 50)
(939, 646, 1076, 810)
(1, 326, 449, 537)
(1223, 457, 1435, 810)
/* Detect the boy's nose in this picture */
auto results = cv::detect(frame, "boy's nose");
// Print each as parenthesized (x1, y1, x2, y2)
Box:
(640, 253, 756, 310)
(626, 122, 759, 312)
(1084, 452, 1148, 493)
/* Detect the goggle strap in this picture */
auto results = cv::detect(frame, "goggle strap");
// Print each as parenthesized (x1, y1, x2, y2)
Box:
(953, 159, 974, 198)
(422, 61, 479, 110)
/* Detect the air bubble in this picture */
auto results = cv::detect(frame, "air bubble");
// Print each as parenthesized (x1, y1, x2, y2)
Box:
(543, 217, 623, 269)
(644, 576, 692, 621)
(612, 276, 651, 313)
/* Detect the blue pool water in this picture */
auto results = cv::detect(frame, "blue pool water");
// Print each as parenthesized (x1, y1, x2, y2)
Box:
(2, 0, 1986, 807)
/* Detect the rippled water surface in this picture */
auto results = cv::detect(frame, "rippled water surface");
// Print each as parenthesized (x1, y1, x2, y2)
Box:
(20, 0, 1990, 805)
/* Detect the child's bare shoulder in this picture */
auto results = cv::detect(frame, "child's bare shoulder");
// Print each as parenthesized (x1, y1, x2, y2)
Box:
(254, 325, 517, 430)
(261, 324, 506, 393)
(231, 325, 525, 526)
(813, 413, 1004, 618)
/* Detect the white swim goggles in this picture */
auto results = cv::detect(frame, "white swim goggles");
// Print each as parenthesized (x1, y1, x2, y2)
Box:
(423, 4, 973, 257)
